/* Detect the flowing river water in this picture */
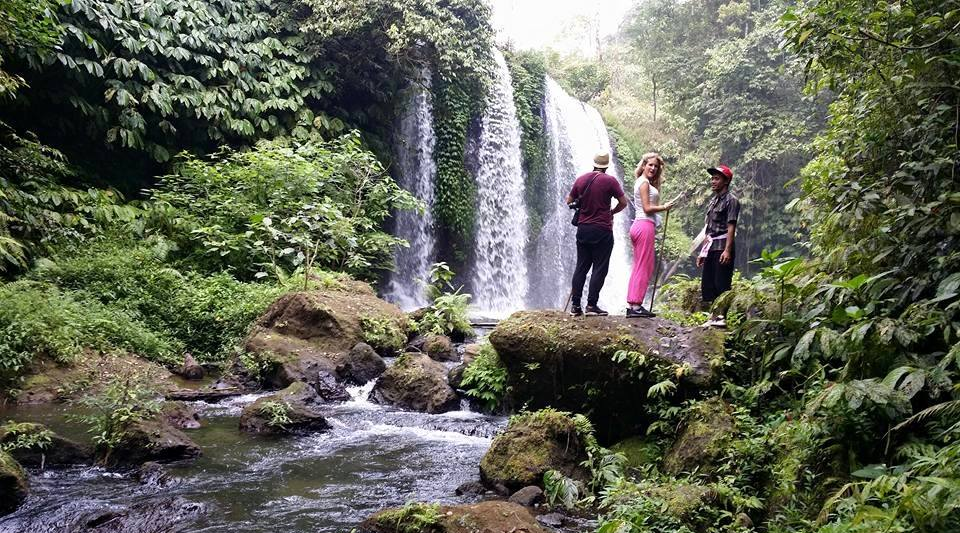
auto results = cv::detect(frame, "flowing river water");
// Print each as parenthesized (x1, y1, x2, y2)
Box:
(0, 370, 509, 532)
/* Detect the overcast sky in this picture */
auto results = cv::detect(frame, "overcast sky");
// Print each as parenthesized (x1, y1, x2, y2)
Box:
(487, 0, 635, 54)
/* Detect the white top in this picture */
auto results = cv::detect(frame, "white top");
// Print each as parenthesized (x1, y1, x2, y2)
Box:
(634, 177, 660, 223)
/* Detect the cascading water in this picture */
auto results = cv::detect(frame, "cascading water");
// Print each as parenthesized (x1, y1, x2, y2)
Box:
(468, 50, 529, 316)
(383, 73, 437, 310)
(528, 77, 632, 312)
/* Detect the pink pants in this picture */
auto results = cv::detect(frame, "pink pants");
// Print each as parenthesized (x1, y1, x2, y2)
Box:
(627, 219, 656, 305)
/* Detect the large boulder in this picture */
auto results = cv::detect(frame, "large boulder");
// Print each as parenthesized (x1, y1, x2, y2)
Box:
(176, 353, 204, 380)
(244, 285, 402, 387)
(111, 412, 202, 466)
(0, 451, 28, 516)
(662, 398, 736, 475)
(0, 422, 92, 467)
(239, 382, 331, 435)
(479, 410, 590, 491)
(488, 311, 724, 442)
(161, 401, 202, 430)
(369, 353, 460, 413)
(361, 501, 546, 533)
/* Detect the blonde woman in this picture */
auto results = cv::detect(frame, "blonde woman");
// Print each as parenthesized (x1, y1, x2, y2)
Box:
(626, 153, 673, 318)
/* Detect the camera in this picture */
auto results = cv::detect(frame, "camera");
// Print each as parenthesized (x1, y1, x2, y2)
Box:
(568, 199, 580, 210)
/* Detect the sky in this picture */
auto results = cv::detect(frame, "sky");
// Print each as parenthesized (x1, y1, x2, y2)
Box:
(487, 0, 635, 55)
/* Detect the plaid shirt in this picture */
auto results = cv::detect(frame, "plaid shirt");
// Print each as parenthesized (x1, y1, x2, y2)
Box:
(705, 190, 740, 251)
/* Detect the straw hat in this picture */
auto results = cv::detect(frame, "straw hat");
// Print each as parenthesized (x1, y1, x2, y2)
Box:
(593, 151, 610, 169)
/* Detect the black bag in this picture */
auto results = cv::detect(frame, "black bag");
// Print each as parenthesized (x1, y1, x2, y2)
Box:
(570, 172, 601, 227)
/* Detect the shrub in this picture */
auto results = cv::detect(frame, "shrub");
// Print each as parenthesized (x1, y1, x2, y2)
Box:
(258, 401, 292, 429)
(359, 315, 408, 355)
(145, 134, 420, 281)
(0, 280, 176, 388)
(460, 343, 507, 411)
(68, 376, 161, 462)
(32, 239, 284, 362)
(374, 502, 443, 533)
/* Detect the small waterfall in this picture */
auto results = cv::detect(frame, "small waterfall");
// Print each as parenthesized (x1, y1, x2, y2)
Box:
(384, 72, 438, 310)
(528, 78, 631, 312)
(468, 50, 529, 316)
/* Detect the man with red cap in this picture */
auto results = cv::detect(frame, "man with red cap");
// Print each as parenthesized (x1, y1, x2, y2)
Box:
(697, 164, 739, 327)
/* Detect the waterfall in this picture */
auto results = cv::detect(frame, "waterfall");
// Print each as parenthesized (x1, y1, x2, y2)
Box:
(528, 77, 631, 312)
(383, 73, 437, 310)
(468, 50, 529, 317)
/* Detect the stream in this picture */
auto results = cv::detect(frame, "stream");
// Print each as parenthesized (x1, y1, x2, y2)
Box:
(0, 373, 509, 532)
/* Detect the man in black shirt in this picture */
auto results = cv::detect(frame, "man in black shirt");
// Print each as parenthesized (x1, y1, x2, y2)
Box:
(697, 165, 739, 327)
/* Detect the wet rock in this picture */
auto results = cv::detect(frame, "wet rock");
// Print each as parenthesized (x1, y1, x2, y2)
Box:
(424, 334, 456, 362)
(0, 422, 92, 467)
(135, 461, 174, 488)
(461, 343, 482, 366)
(340, 343, 387, 385)
(448, 364, 467, 390)
(316, 370, 351, 402)
(78, 496, 205, 532)
(161, 401, 201, 430)
(0, 451, 28, 516)
(455, 481, 488, 497)
(405, 334, 427, 353)
(244, 287, 406, 386)
(369, 353, 459, 414)
(177, 352, 204, 380)
(480, 410, 590, 491)
(508, 486, 544, 507)
(361, 501, 546, 533)
(239, 382, 331, 435)
(488, 310, 724, 442)
(165, 389, 245, 403)
(112, 412, 202, 466)
(537, 512, 565, 528)
(662, 398, 735, 475)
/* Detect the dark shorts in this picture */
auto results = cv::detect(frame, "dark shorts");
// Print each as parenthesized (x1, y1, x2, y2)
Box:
(702, 249, 734, 304)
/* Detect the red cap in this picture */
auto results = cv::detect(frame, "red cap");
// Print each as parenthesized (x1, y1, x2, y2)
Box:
(707, 165, 733, 181)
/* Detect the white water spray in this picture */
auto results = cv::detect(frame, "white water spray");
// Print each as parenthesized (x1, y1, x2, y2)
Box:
(468, 50, 529, 316)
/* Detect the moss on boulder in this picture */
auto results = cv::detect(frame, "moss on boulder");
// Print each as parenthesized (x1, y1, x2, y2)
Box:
(479, 409, 590, 490)
(662, 398, 736, 475)
(0, 450, 28, 516)
(112, 412, 202, 466)
(369, 353, 459, 413)
(361, 501, 545, 533)
(488, 310, 724, 442)
(239, 381, 331, 434)
(0, 422, 92, 467)
(610, 436, 662, 470)
(244, 284, 402, 388)
(424, 334, 456, 361)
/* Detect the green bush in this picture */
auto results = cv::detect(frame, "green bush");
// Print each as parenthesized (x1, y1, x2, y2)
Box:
(145, 134, 420, 281)
(68, 376, 160, 462)
(460, 343, 507, 410)
(0, 280, 176, 388)
(31, 239, 284, 362)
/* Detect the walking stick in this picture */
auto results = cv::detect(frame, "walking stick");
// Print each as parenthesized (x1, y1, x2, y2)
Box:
(648, 209, 670, 314)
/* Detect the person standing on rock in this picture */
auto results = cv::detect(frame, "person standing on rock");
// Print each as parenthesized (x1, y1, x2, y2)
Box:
(566, 151, 628, 317)
(626, 152, 674, 318)
(697, 164, 739, 327)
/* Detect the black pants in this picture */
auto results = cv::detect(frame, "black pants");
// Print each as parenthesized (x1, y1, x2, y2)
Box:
(571, 224, 614, 308)
(701, 248, 735, 304)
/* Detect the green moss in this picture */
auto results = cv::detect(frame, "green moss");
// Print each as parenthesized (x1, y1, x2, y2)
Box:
(662, 398, 735, 475)
(360, 314, 408, 354)
(610, 436, 662, 469)
(375, 502, 443, 533)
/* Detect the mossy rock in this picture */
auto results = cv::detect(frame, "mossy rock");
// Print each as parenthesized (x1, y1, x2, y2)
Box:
(645, 481, 717, 526)
(369, 353, 459, 413)
(488, 310, 723, 442)
(424, 334, 456, 362)
(479, 409, 590, 491)
(0, 422, 92, 467)
(611, 436, 662, 470)
(239, 381, 331, 435)
(15, 351, 178, 404)
(765, 417, 834, 519)
(111, 413, 202, 466)
(361, 501, 545, 533)
(662, 398, 735, 475)
(0, 450, 28, 516)
(244, 285, 401, 387)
